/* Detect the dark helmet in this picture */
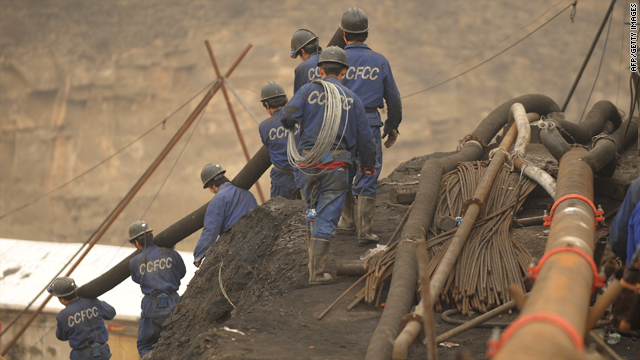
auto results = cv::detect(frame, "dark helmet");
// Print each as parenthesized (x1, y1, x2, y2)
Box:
(201, 163, 226, 189)
(290, 29, 318, 56)
(129, 220, 152, 242)
(260, 81, 286, 102)
(317, 46, 348, 68)
(48, 277, 78, 298)
(340, 8, 369, 34)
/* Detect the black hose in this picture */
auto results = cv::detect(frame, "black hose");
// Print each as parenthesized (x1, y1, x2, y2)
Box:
(326, 27, 347, 49)
(76, 146, 272, 299)
(582, 119, 639, 174)
(552, 100, 622, 144)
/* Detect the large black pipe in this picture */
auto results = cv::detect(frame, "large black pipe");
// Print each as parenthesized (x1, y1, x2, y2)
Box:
(582, 119, 638, 173)
(366, 94, 560, 360)
(552, 100, 622, 144)
(326, 27, 347, 49)
(77, 146, 271, 298)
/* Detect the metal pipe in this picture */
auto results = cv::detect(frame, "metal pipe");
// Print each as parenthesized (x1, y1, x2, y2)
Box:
(416, 240, 437, 360)
(513, 215, 545, 227)
(205, 40, 266, 204)
(393, 108, 522, 360)
(76, 145, 271, 299)
(494, 148, 595, 360)
(337, 260, 368, 277)
(582, 119, 639, 173)
(556, 101, 622, 144)
(585, 279, 624, 332)
(436, 301, 518, 343)
(366, 94, 560, 360)
(561, 0, 617, 112)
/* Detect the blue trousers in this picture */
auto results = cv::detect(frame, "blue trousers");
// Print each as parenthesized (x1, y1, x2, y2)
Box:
(137, 316, 166, 356)
(298, 165, 349, 239)
(353, 126, 382, 197)
(270, 168, 300, 199)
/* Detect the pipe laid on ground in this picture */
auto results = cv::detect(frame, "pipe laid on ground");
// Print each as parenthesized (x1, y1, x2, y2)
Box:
(76, 145, 271, 299)
(551, 100, 622, 145)
(494, 148, 595, 360)
(392, 103, 527, 360)
(582, 119, 638, 173)
(366, 94, 560, 360)
(585, 279, 624, 332)
(435, 302, 517, 343)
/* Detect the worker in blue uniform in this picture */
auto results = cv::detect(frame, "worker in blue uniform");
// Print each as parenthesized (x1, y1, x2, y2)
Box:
(337, 7, 403, 244)
(193, 163, 258, 267)
(282, 46, 377, 284)
(128, 220, 186, 358)
(50, 276, 116, 360)
(610, 178, 640, 261)
(290, 29, 323, 94)
(258, 81, 301, 199)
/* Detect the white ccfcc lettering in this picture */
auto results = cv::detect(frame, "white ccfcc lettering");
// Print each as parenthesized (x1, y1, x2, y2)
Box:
(346, 67, 356, 80)
(308, 67, 321, 81)
(159, 258, 166, 270)
(346, 66, 380, 80)
(92, 307, 98, 318)
(139, 263, 146, 275)
(269, 128, 276, 141)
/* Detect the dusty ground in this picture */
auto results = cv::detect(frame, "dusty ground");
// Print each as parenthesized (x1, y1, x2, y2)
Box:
(143, 143, 639, 360)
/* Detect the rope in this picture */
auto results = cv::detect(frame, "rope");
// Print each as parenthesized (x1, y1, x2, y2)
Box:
(219, 261, 235, 308)
(287, 79, 348, 169)
(223, 78, 263, 125)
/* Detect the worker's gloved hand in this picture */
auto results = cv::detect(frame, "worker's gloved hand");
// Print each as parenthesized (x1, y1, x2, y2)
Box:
(613, 267, 640, 331)
(359, 165, 377, 176)
(382, 128, 399, 148)
(281, 106, 299, 130)
(194, 259, 202, 268)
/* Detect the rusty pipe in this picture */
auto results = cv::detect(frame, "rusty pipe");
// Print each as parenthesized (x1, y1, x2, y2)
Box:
(585, 279, 624, 332)
(393, 110, 522, 360)
(336, 260, 369, 277)
(416, 240, 437, 360)
(494, 148, 595, 360)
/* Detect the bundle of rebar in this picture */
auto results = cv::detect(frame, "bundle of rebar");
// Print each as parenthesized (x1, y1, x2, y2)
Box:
(425, 161, 537, 314)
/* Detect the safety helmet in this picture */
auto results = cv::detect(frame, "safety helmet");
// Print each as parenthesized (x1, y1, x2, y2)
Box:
(290, 29, 318, 56)
(128, 220, 152, 243)
(201, 163, 226, 189)
(260, 81, 286, 102)
(48, 277, 78, 298)
(340, 8, 369, 34)
(317, 46, 348, 68)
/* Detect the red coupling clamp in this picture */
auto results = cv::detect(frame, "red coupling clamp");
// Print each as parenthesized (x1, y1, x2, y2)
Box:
(542, 194, 604, 229)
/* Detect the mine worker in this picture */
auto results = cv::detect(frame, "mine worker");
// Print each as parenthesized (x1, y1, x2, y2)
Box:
(281, 46, 377, 284)
(193, 163, 258, 267)
(128, 220, 186, 358)
(50, 276, 116, 360)
(258, 81, 301, 199)
(610, 177, 640, 261)
(290, 29, 323, 94)
(337, 7, 403, 244)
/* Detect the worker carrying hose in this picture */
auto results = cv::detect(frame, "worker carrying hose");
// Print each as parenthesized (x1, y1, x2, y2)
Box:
(258, 81, 302, 199)
(281, 46, 377, 284)
(193, 163, 257, 267)
(128, 220, 186, 358)
(290, 29, 323, 94)
(337, 8, 403, 243)
(49, 276, 116, 359)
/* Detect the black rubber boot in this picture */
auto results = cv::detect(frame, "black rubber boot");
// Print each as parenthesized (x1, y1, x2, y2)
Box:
(357, 196, 379, 244)
(308, 237, 333, 285)
(337, 189, 356, 233)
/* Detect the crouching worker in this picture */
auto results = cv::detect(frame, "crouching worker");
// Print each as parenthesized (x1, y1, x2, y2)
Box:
(281, 46, 377, 285)
(128, 220, 186, 358)
(50, 276, 116, 359)
(193, 163, 258, 267)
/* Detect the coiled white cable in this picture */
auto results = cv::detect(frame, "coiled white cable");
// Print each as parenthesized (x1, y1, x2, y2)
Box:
(286, 79, 348, 169)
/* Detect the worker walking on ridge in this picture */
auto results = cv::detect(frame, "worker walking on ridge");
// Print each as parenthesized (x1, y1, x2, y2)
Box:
(282, 46, 377, 284)
(337, 7, 403, 243)
(50, 276, 116, 359)
(193, 163, 258, 267)
(290, 29, 323, 94)
(258, 81, 301, 199)
(128, 220, 186, 358)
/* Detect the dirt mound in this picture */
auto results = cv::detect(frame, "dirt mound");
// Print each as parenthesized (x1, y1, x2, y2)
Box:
(150, 198, 308, 360)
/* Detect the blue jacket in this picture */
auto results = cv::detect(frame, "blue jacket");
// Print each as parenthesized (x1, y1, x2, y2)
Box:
(130, 244, 186, 317)
(342, 43, 402, 132)
(193, 182, 258, 262)
(56, 298, 116, 350)
(294, 52, 322, 94)
(627, 201, 640, 266)
(259, 108, 299, 173)
(282, 76, 376, 168)
(610, 178, 640, 260)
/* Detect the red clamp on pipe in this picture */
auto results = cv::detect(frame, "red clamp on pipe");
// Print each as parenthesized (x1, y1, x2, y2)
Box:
(542, 194, 604, 229)
(486, 311, 585, 358)
(527, 246, 606, 294)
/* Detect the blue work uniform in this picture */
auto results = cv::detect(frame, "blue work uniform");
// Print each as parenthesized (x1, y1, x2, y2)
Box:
(342, 43, 402, 198)
(193, 182, 258, 263)
(610, 178, 640, 261)
(129, 244, 186, 357)
(294, 51, 322, 94)
(283, 76, 376, 239)
(626, 201, 640, 267)
(259, 108, 301, 199)
(55, 298, 116, 359)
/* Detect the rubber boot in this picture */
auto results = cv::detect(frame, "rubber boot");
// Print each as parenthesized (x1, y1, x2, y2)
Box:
(358, 196, 379, 244)
(308, 237, 333, 285)
(337, 189, 356, 233)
